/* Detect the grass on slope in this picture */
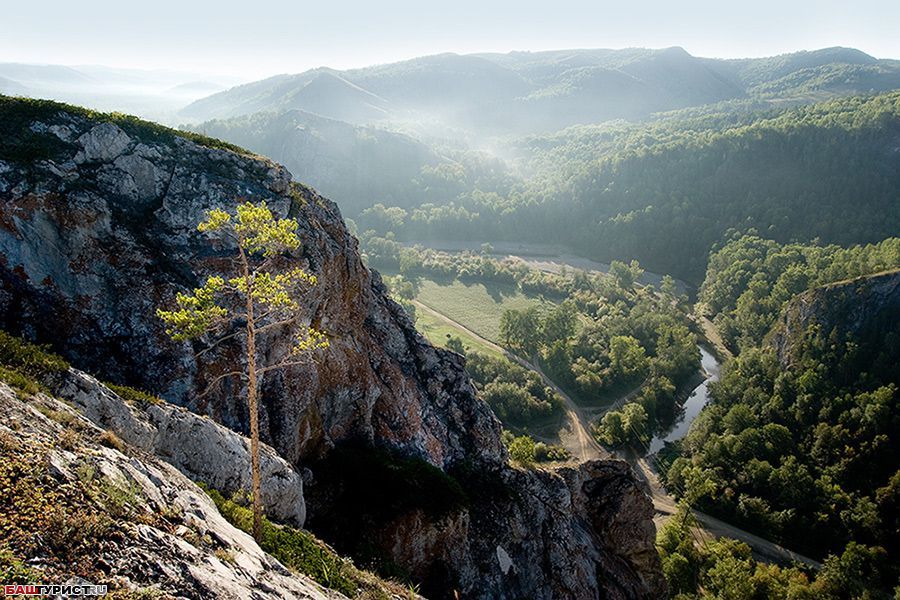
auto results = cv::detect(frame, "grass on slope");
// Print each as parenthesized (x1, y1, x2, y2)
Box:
(204, 487, 407, 600)
(0, 95, 255, 161)
(414, 279, 553, 343)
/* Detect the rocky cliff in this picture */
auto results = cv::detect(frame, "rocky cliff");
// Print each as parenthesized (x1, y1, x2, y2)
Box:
(770, 269, 900, 377)
(0, 96, 665, 599)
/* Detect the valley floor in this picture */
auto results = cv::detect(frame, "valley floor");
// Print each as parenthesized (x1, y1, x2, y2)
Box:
(413, 298, 603, 462)
(410, 261, 823, 575)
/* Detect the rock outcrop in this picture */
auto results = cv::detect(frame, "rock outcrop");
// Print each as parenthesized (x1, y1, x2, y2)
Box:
(0, 380, 344, 600)
(0, 97, 665, 599)
(52, 368, 306, 526)
(460, 461, 665, 599)
(770, 269, 900, 369)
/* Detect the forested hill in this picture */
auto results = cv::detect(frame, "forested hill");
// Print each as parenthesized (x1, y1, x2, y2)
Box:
(557, 91, 900, 280)
(666, 267, 900, 595)
(476, 91, 900, 282)
(352, 92, 900, 283)
(180, 46, 900, 132)
(699, 234, 900, 353)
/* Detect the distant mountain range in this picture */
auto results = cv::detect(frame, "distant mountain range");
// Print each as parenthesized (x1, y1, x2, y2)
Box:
(0, 63, 239, 122)
(180, 46, 900, 133)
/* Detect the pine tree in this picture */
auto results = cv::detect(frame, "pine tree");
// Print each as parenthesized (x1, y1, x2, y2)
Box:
(157, 200, 328, 540)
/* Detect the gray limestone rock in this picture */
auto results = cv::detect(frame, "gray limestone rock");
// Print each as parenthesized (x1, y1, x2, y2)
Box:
(0, 381, 343, 599)
(52, 368, 306, 526)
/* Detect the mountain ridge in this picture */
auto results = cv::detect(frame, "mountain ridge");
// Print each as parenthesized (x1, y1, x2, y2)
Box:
(180, 46, 900, 131)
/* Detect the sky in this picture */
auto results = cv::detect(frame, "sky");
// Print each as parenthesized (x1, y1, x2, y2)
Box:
(2, 0, 899, 80)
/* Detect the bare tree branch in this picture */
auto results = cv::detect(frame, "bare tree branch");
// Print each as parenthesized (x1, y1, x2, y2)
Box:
(194, 329, 242, 358)
(253, 307, 289, 324)
(255, 358, 312, 376)
(253, 316, 299, 335)
(196, 370, 246, 398)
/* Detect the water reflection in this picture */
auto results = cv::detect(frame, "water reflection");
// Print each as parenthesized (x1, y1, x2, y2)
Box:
(648, 346, 721, 454)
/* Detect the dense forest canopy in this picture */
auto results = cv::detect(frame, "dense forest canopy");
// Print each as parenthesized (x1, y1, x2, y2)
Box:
(349, 92, 900, 282)
(700, 234, 900, 352)
(661, 240, 900, 596)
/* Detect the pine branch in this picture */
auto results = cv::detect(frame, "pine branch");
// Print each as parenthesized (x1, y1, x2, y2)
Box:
(196, 370, 246, 398)
(255, 357, 312, 376)
(194, 329, 242, 358)
(253, 316, 298, 335)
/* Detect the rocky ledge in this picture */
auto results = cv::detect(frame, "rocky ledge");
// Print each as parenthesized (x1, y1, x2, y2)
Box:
(51, 367, 306, 526)
(0, 379, 344, 599)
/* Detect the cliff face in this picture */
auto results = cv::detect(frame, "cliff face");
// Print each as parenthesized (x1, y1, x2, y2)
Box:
(0, 97, 664, 599)
(770, 269, 900, 372)
(0, 100, 502, 470)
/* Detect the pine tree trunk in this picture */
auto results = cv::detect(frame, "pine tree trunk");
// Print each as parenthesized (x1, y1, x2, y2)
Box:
(243, 254, 263, 542)
(247, 318, 262, 541)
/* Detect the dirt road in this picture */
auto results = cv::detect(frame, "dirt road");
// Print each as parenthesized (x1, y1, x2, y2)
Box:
(412, 300, 605, 461)
(693, 308, 733, 361)
(631, 457, 822, 570)
(414, 299, 821, 570)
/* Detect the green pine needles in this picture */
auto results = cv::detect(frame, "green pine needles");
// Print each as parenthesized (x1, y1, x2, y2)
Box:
(157, 200, 328, 540)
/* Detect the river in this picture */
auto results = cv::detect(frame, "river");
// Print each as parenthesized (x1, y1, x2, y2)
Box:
(403, 238, 720, 453)
(648, 346, 721, 454)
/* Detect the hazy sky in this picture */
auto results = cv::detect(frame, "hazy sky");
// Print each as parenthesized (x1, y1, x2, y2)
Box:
(3, 0, 898, 80)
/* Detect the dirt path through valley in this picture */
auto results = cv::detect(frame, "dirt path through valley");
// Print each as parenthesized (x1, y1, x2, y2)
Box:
(412, 300, 605, 461)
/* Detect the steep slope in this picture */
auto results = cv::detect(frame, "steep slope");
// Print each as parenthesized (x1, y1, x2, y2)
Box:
(190, 109, 441, 215)
(698, 233, 900, 353)
(0, 96, 665, 599)
(517, 67, 659, 128)
(0, 378, 345, 599)
(183, 71, 391, 125)
(751, 63, 900, 100)
(508, 48, 744, 131)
